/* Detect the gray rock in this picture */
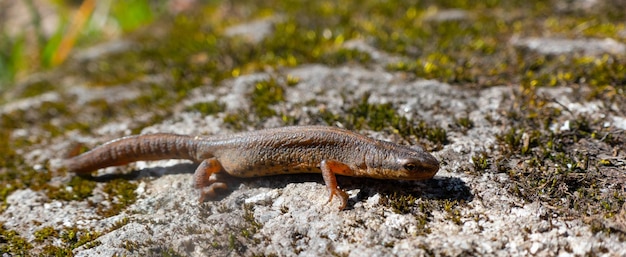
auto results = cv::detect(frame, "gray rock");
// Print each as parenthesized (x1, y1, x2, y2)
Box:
(511, 37, 626, 56)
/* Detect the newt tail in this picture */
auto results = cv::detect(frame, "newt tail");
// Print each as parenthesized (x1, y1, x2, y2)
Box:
(66, 134, 199, 173)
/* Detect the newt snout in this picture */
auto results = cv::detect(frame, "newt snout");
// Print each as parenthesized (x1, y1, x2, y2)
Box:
(417, 152, 440, 177)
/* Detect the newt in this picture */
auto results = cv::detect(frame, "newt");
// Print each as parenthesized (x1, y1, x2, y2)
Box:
(65, 126, 439, 210)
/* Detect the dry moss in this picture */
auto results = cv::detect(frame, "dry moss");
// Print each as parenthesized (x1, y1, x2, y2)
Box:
(1, 0, 626, 253)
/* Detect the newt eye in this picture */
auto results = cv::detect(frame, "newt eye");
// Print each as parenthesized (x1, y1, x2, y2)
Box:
(403, 162, 419, 171)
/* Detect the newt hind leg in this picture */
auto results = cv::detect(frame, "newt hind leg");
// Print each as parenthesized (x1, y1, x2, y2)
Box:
(194, 158, 228, 202)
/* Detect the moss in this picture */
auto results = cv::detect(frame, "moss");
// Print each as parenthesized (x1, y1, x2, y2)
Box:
(38, 101, 90, 137)
(0, 130, 24, 206)
(185, 101, 225, 116)
(60, 1, 375, 133)
(492, 87, 626, 233)
(0, 97, 93, 151)
(96, 179, 138, 217)
(454, 116, 474, 132)
(0, 222, 33, 255)
(223, 111, 252, 131)
(380, 192, 417, 214)
(147, 246, 184, 257)
(59, 227, 101, 250)
(345, 95, 399, 131)
(597, 159, 612, 166)
(130, 111, 169, 135)
(471, 152, 490, 173)
(321, 48, 372, 66)
(519, 54, 626, 98)
(219, 75, 300, 127)
(1, 0, 626, 252)
(111, 217, 130, 231)
(0, 154, 50, 210)
(34, 226, 58, 243)
(251, 77, 285, 119)
(442, 199, 463, 225)
(46, 176, 96, 201)
(243, 204, 263, 232)
(15, 80, 57, 99)
(589, 218, 626, 241)
(413, 202, 433, 236)
(122, 240, 140, 251)
(380, 192, 468, 233)
(285, 74, 301, 87)
(36, 226, 103, 255)
(496, 128, 524, 155)
(202, 204, 265, 254)
(376, 7, 512, 86)
(319, 94, 449, 148)
(41, 244, 74, 256)
(226, 233, 236, 250)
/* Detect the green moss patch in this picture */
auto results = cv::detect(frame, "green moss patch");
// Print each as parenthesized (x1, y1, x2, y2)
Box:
(251, 77, 286, 120)
(492, 90, 625, 234)
(0, 223, 32, 256)
(379, 192, 468, 235)
(33, 226, 101, 256)
(319, 94, 449, 149)
(1, 0, 626, 253)
(97, 179, 138, 217)
(46, 176, 97, 201)
(185, 101, 225, 116)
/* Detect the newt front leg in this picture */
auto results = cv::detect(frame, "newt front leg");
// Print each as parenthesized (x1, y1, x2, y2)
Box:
(321, 160, 354, 210)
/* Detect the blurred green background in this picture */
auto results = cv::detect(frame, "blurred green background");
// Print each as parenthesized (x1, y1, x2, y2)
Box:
(0, 0, 159, 89)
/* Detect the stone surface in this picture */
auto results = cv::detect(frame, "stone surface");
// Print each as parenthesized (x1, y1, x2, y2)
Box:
(1, 1, 625, 256)
(3, 60, 625, 256)
(511, 37, 626, 56)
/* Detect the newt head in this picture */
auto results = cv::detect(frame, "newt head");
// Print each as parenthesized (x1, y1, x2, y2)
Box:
(363, 141, 440, 180)
(396, 153, 440, 179)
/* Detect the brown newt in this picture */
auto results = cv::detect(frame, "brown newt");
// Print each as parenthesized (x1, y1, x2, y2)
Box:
(65, 126, 439, 210)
